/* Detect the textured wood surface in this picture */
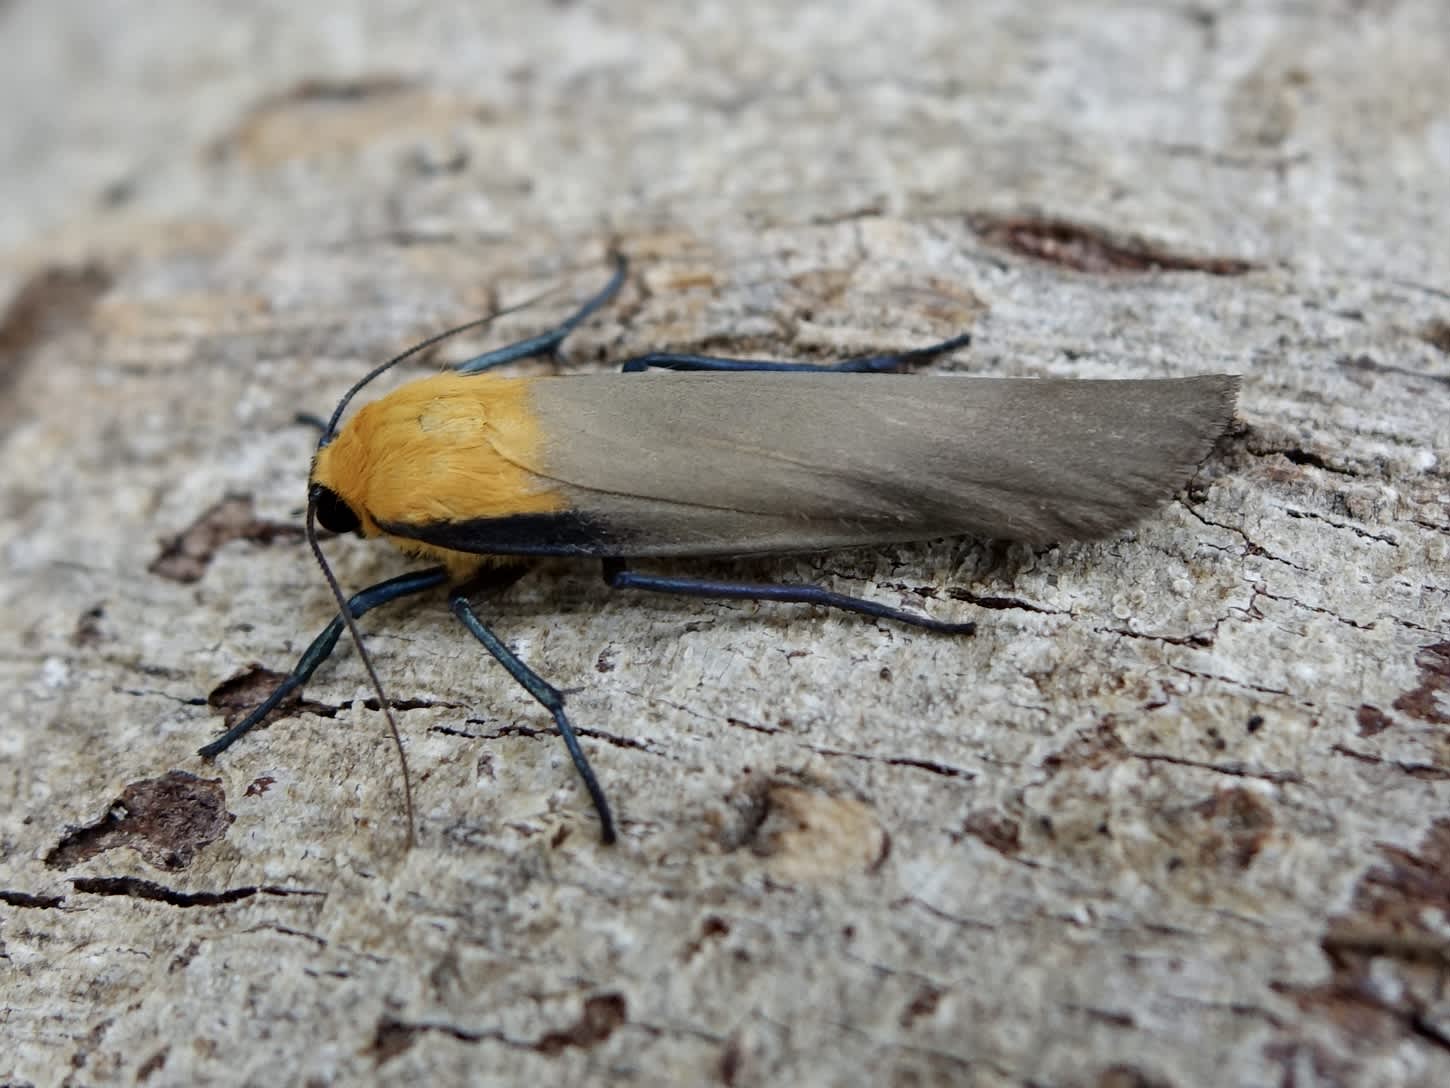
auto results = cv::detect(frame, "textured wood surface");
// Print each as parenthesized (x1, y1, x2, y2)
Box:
(2, 2, 1448, 1085)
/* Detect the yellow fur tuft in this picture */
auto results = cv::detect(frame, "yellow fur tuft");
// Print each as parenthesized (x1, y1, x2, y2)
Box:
(311, 373, 563, 576)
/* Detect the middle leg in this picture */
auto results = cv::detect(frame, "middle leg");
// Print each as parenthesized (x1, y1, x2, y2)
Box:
(449, 588, 617, 844)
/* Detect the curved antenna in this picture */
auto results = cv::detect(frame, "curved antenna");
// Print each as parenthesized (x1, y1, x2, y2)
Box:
(321, 253, 628, 443)
(305, 494, 418, 848)
(453, 251, 628, 374)
(319, 286, 556, 443)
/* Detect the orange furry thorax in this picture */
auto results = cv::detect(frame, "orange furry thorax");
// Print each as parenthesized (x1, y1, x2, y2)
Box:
(310, 373, 564, 576)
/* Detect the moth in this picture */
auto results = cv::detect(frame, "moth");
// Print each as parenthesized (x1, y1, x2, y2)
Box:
(201, 254, 1238, 844)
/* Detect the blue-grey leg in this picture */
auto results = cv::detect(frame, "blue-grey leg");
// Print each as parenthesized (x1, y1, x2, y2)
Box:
(294, 411, 329, 432)
(449, 588, 617, 845)
(454, 252, 629, 374)
(601, 560, 975, 634)
(616, 331, 971, 373)
(199, 566, 451, 759)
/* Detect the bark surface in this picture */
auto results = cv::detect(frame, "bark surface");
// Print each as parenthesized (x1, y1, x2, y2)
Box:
(2, 2, 1447, 1085)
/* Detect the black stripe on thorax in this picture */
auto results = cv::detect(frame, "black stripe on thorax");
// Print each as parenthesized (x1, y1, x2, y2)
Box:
(376, 510, 623, 557)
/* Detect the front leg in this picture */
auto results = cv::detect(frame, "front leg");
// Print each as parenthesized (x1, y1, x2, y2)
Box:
(199, 566, 451, 759)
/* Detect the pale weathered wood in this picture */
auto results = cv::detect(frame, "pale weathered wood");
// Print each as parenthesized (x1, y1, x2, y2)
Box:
(2, 2, 1448, 1086)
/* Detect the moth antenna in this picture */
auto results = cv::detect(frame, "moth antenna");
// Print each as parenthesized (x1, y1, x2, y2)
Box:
(321, 255, 623, 443)
(305, 497, 417, 849)
(320, 281, 564, 443)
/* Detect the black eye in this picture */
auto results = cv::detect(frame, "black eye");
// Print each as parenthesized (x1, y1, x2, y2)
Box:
(312, 485, 361, 535)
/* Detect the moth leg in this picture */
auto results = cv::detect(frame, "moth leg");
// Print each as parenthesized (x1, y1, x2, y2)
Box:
(454, 252, 629, 374)
(199, 566, 450, 759)
(616, 330, 971, 374)
(449, 588, 618, 845)
(294, 411, 329, 433)
(601, 560, 975, 635)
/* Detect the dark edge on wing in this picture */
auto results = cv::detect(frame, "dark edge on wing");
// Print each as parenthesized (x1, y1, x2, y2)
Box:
(377, 511, 624, 556)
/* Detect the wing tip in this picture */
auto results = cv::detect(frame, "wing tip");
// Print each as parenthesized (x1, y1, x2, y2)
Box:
(1028, 372, 1241, 545)
(1182, 371, 1242, 463)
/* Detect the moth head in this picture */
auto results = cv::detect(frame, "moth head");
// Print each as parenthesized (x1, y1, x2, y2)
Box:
(309, 482, 362, 536)
(308, 421, 373, 538)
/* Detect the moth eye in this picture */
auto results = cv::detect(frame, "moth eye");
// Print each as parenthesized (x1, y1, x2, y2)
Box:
(312, 485, 362, 536)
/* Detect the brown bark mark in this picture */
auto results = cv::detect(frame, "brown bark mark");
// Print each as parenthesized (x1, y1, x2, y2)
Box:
(1283, 820, 1450, 1059)
(1419, 319, 1450, 355)
(207, 665, 334, 729)
(0, 263, 112, 371)
(534, 993, 629, 1055)
(1183, 787, 1276, 870)
(45, 770, 234, 871)
(0, 264, 113, 431)
(955, 810, 1022, 857)
(1354, 704, 1394, 736)
(135, 1048, 169, 1083)
(971, 215, 1256, 276)
(367, 993, 629, 1065)
(1042, 718, 1129, 777)
(149, 494, 302, 583)
(1392, 642, 1450, 725)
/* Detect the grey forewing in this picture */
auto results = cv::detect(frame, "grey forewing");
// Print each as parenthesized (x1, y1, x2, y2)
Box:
(381, 373, 1238, 559)
(524, 373, 1238, 556)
